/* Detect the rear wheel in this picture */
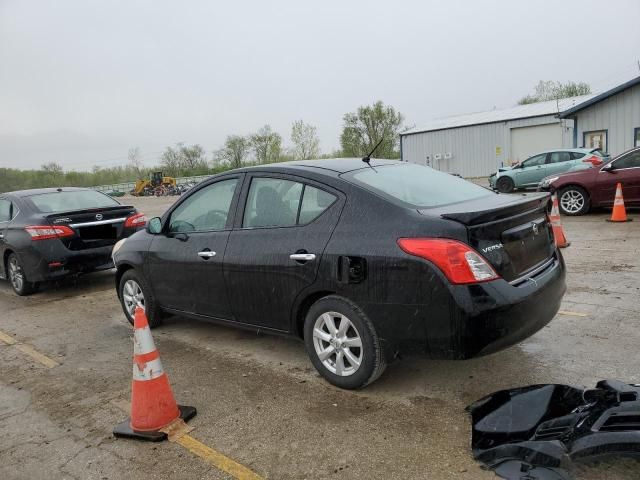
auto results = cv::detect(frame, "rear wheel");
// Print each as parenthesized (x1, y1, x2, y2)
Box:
(496, 176, 515, 193)
(304, 295, 386, 389)
(118, 269, 163, 327)
(7, 253, 38, 296)
(558, 186, 589, 216)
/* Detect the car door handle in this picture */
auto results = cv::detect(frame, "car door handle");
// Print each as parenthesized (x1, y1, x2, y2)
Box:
(198, 250, 216, 259)
(290, 253, 316, 262)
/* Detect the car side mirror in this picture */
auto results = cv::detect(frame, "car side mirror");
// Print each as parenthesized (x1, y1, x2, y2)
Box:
(601, 163, 614, 172)
(147, 217, 162, 234)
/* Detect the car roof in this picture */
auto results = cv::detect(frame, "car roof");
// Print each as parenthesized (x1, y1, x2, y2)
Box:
(533, 148, 595, 155)
(4, 187, 93, 198)
(233, 158, 401, 175)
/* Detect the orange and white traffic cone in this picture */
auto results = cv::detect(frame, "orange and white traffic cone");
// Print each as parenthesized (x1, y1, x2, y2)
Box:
(606, 183, 632, 222)
(549, 193, 570, 248)
(114, 307, 196, 441)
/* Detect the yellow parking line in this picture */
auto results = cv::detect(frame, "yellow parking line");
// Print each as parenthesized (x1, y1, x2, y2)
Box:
(0, 329, 59, 368)
(558, 310, 588, 317)
(175, 434, 264, 480)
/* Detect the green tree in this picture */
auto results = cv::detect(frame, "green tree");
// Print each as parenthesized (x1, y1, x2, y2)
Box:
(250, 125, 282, 164)
(290, 120, 320, 160)
(340, 101, 404, 159)
(518, 80, 591, 105)
(214, 135, 250, 169)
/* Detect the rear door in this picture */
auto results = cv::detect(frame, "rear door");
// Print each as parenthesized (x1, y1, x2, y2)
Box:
(146, 176, 241, 317)
(224, 174, 343, 331)
(594, 150, 640, 205)
(546, 151, 574, 176)
(0, 197, 12, 280)
(514, 153, 549, 187)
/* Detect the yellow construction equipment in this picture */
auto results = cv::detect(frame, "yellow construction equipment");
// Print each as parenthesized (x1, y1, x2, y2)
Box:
(131, 172, 177, 196)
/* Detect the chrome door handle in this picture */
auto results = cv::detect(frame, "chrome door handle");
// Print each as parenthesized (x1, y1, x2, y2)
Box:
(198, 250, 216, 259)
(290, 253, 316, 261)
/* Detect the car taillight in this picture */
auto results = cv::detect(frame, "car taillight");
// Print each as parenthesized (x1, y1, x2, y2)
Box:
(582, 155, 603, 166)
(25, 225, 75, 241)
(397, 238, 500, 284)
(124, 213, 146, 228)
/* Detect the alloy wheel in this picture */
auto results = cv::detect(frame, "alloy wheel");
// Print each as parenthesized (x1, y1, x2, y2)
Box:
(312, 312, 363, 377)
(560, 190, 585, 214)
(122, 279, 145, 318)
(8, 257, 24, 292)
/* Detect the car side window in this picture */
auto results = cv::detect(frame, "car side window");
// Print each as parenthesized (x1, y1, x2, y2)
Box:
(569, 152, 586, 160)
(549, 152, 571, 163)
(169, 179, 238, 233)
(522, 154, 546, 167)
(0, 199, 12, 222)
(298, 186, 337, 224)
(612, 151, 640, 169)
(243, 178, 303, 228)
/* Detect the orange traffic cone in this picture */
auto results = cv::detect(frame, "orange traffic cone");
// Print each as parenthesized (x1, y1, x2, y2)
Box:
(606, 183, 632, 222)
(114, 307, 196, 441)
(549, 193, 570, 248)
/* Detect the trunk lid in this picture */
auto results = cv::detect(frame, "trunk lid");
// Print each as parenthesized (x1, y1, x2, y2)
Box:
(421, 193, 555, 282)
(46, 205, 136, 250)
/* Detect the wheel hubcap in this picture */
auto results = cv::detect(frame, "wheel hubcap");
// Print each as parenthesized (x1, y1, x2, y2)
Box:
(312, 312, 363, 377)
(122, 280, 145, 318)
(560, 190, 584, 213)
(8, 258, 24, 291)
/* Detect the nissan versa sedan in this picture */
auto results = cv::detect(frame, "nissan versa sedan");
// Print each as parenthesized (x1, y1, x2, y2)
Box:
(112, 159, 566, 389)
(0, 188, 146, 295)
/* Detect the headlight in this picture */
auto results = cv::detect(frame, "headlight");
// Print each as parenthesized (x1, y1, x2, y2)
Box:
(112, 238, 127, 261)
(540, 176, 559, 188)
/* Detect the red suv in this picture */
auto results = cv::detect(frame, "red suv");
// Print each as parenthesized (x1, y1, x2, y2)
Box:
(539, 147, 640, 215)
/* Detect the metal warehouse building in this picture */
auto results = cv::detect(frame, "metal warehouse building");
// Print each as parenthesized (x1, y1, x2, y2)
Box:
(400, 75, 640, 178)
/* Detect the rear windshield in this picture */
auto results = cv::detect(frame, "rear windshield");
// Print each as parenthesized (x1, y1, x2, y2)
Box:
(342, 163, 493, 208)
(28, 190, 120, 213)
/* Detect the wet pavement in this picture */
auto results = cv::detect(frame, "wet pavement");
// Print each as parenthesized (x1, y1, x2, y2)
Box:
(0, 195, 639, 479)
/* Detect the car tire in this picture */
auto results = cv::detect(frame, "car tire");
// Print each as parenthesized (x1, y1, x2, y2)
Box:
(496, 176, 515, 193)
(303, 295, 386, 389)
(558, 186, 590, 216)
(118, 269, 163, 328)
(6, 253, 38, 296)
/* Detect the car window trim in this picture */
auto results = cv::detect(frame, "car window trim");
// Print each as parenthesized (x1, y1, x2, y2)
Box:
(163, 174, 244, 234)
(235, 172, 341, 231)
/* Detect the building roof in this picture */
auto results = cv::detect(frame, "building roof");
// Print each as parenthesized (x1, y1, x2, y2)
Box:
(402, 94, 597, 136)
(559, 76, 640, 118)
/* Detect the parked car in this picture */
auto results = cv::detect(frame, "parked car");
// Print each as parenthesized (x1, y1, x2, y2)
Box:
(538, 147, 640, 215)
(489, 148, 608, 193)
(0, 187, 146, 295)
(112, 159, 566, 389)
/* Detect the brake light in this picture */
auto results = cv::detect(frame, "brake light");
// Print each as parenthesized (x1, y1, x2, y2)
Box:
(583, 155, 603, 166)
(25, 225, 75, 241)
(397, 238, 500, 284)
(124, 213, 146, 228)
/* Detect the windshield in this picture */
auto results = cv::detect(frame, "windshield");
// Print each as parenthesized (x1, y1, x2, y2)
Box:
(342, 163, 493, 208)
(28, 190, 120, 213)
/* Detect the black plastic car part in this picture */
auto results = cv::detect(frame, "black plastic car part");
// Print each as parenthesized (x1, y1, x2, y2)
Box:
(467, 379, 640, 480)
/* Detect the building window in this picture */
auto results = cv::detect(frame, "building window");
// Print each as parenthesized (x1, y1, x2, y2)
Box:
(635, 128, 640, 148)
(583, 130, 607, 153)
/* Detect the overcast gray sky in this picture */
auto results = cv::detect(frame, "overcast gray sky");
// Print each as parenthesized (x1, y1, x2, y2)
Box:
(1, 0, 639, 170)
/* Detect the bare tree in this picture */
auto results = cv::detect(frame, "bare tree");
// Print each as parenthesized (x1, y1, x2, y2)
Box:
(160, 144, 182, 176)
(41, 162, 63, 174)
(290, 120, 320, 160)
(214, 135, 250, 169)
(128, 147, 144, 178)
(518, 80, 591, 105)
(179, 144, 207, 170)
(250, 125, 282, 164)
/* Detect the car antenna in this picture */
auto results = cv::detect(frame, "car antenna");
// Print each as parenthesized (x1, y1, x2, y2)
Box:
(362, 138, 384, 171)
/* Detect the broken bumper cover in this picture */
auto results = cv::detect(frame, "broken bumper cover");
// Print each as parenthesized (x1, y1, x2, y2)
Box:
(467, 379, 640, 480)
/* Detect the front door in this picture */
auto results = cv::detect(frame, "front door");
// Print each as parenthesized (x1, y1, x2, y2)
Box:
(146, 176, 241, 318)
(593, 150, 640, 206)
(0, 198, 11, 280)
(224, 174, 343, 331)
(514, 153, 548, 187)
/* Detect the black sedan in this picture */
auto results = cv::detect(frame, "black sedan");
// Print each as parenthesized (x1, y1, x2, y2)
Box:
(113, 159, 566, 389)
(0, 187, 146, 295)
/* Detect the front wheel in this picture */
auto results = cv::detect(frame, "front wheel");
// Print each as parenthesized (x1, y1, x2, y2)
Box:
(7, 253, 38, 296)
(118, 269, 163, 327)
(496, 176, 515, 193)
(303, 295, 386, 389)
(558, 186, 589, 216)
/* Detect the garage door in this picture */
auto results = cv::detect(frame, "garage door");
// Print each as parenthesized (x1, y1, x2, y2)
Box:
(510, 123, 563, 164)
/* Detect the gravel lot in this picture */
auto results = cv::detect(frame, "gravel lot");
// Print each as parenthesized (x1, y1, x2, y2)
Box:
(1, 194, 639, 480)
